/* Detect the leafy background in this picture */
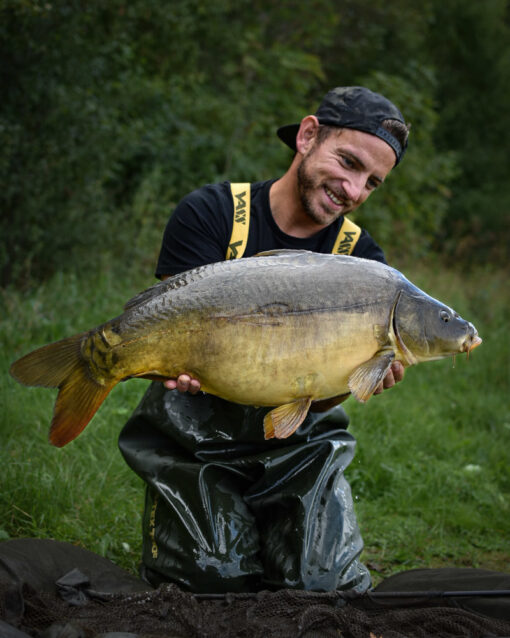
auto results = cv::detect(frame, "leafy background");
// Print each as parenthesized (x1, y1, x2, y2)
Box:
(2, 0, 509, 287)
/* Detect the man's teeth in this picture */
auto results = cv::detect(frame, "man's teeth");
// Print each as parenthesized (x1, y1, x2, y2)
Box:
(325, 186, 342, 206)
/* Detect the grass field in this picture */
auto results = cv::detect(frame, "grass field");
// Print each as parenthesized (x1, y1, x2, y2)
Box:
(1, 260, 509, 582)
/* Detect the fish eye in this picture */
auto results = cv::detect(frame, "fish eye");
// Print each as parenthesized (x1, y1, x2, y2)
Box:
(440, 310, 451, 323)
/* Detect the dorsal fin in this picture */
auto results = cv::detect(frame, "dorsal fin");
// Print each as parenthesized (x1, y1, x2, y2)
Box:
(253, 249, 314, 258)
(124, 280, 168, 311)
(123, 265, 212, 311)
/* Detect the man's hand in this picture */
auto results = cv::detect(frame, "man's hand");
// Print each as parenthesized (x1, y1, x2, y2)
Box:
(373, 361, 405, 395)
(163, 374, 201, 395)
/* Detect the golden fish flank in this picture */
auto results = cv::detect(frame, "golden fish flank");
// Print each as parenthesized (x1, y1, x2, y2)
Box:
(9, 250, 481, 447)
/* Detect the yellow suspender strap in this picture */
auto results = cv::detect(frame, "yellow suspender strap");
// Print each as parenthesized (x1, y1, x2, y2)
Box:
(226, 183, 251, 260)
(226, 185, 359, 258)
(331, 216, 362, 255)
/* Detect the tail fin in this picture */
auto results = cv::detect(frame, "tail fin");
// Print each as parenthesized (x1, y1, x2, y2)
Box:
(10, 334, 114, 447)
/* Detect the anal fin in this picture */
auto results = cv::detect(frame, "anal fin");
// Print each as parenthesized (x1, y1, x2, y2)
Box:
(348, 350, 395, 403)
(263, 397, 312, 440)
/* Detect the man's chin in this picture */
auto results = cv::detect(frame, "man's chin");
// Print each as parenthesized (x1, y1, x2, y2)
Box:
(305, 208, 343, 227)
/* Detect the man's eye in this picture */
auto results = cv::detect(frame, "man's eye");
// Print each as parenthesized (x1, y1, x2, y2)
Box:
(367, 178, 379, 190)
(342, 156, 355, 168)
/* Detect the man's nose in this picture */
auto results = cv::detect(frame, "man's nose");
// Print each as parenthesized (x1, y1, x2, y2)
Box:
(342, 175, 365, 203)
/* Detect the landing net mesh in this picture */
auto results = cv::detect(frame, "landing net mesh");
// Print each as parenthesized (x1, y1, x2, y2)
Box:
(3, 581, 510, 638)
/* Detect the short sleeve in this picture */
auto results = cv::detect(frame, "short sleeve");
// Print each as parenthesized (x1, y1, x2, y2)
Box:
(155, 184, 233, 277)
(352, 229, 387, 264)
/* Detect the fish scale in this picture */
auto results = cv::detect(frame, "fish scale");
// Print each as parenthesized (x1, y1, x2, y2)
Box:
(9, 250, 481, 446)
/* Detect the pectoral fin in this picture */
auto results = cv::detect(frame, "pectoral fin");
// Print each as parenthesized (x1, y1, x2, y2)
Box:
(348, 350, 395, 403)
(263, 397, 312, 440)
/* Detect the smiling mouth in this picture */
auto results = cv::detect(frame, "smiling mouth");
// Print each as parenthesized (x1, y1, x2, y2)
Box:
(324, 186, 345, 207)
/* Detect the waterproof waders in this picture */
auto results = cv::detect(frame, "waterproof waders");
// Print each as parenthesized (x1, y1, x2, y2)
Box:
(119, 382, 370, 593)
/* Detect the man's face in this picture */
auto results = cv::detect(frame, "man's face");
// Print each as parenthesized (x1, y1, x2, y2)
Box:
(297, 127, 395, 226)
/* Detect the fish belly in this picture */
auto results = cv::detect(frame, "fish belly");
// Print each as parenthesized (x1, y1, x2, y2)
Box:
(176, 309, 380, 406)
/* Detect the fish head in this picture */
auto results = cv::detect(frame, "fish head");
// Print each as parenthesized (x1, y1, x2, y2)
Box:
(392, 290, 482, 364)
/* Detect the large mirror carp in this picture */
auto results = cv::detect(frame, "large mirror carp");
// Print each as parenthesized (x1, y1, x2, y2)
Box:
(10, 250, 481, 446)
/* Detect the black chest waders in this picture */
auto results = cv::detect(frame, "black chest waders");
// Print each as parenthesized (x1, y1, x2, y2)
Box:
(118, 184, 370, 593)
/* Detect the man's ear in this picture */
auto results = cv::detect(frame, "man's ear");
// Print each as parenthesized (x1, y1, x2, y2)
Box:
(295, 115, 319, 155)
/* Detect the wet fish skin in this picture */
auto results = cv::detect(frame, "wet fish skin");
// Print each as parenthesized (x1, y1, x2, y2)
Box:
(9, 250, 481, 446)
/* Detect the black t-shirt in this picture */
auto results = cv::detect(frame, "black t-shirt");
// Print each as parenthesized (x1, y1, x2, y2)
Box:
(156, 179, 386, 277)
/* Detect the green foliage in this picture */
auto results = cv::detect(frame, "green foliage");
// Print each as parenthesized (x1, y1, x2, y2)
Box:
(0, 0, 334, 286)
(1, 0, 509, 286)
(426, 0, 510, 263)
(351, 68, 459, 261)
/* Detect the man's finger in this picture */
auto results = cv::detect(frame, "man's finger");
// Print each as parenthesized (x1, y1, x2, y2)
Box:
(188, 378, 202, 394)
(391, 361, 405, 382)
(373, 381, 384, 395)
(163, 375, 201, 394)
(176, 374, 191, 392)
(373, 361, 405, 397)
(382, 369, 395, 389)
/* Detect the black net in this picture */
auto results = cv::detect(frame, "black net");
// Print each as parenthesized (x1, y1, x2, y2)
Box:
(3, 539, 510, 638)
(3, 581, 510, 638)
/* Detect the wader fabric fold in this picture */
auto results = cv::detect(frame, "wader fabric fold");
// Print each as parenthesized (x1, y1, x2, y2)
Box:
(118, 382, 370, 594)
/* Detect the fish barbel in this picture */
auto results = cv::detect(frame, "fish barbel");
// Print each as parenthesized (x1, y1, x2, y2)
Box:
(10, 250, 482, 446)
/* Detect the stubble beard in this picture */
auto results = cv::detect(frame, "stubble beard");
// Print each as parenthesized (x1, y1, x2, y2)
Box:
(297, 154, 342, 226)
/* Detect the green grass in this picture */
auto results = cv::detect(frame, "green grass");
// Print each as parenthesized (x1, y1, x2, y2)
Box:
(346, 263, 510, 581)
(0, 266, 151, 570)
(1, 261, 509, 582)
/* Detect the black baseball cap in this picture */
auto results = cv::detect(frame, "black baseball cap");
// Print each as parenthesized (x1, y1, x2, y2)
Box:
(277, 86, 408, 165)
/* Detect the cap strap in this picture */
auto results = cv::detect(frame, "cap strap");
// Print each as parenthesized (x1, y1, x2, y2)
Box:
(374, 127, 403, 163)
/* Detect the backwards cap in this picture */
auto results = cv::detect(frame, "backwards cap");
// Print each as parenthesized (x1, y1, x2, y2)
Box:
(277, 86, 408, 165)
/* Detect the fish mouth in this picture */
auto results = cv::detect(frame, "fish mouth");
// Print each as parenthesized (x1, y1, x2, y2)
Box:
(462, 334, 482, 353)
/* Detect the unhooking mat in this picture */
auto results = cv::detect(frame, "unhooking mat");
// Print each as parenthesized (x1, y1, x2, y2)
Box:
(1, 538, 510, 637)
